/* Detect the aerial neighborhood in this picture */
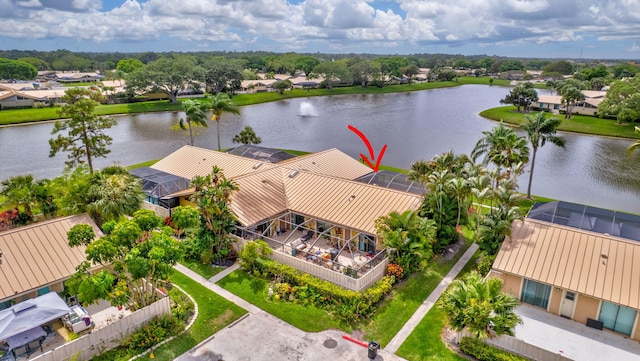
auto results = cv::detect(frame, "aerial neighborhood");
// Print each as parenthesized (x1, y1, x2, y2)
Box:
(1, 21, 640, 361)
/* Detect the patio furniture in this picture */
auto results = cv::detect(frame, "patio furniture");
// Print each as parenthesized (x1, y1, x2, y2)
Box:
(6, 326, 46, 357)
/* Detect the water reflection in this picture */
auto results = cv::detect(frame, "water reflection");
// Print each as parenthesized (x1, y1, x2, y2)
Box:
(0, 85, 638, 214)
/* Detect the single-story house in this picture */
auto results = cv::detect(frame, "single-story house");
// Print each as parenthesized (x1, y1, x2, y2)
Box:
(0, 214, 102, 309)
(0, 89, 46, 109)
(239, 79, 278, 93)
(140, 146, 422, 290)
(54, 72, 103, 83)
(490, 201, 640, 341)
(531, 90, 608, 116)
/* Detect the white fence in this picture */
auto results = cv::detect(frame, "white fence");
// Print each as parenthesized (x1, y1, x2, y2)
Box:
(140, 202, 170, 219)
(485, 335, 573, 361)
(32, 296, 171, 361)
(270, 250, 388, 291)
(456, 331, 572, 361)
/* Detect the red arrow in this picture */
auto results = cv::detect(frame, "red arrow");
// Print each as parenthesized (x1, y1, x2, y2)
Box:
(348, 125, 387, 172)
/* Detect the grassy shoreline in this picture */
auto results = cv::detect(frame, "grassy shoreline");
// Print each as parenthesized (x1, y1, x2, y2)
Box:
(481, 105, 640, 140)
(0, 77, 505, 126)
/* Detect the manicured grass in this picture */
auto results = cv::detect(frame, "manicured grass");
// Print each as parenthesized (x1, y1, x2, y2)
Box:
(125, 159, 159, 170)
(92, 269, 246, 361)
(457, 76, 511, 87)
(61, 82, 96, 87)
(395, 250, 480, 361)
(217, 270, 342, 332)
(481, 106, 640, 140)
(179, 258, 225, 279)
(0, 81, 464, 125)
(359, 239, 473, 346)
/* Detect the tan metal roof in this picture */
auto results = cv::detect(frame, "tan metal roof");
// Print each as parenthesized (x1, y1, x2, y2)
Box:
(151, 145, 277, 181)
(278, 148, 373, 180)
(231, 168, 422, 234)
(493, 218, 640, 310)
(0, 214, 101, 302)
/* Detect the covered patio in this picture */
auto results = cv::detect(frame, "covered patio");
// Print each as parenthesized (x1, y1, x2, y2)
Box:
(236, 211, 388, 288)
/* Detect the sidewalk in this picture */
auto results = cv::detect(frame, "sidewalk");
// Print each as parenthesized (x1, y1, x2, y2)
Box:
(384, 243, 479, 353)
(173, 263, 407, 361)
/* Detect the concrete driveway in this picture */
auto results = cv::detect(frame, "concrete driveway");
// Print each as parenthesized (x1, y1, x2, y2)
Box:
(175, 312, 406, 361)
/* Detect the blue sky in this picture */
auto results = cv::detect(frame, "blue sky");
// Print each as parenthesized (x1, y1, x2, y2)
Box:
(1, 0, 639, 59)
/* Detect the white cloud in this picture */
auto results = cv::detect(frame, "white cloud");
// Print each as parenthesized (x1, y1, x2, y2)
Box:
(0, 0, 639, 57)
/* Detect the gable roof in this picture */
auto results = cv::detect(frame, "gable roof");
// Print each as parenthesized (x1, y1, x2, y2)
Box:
(151, 145, 278, 181)
(278, 148, 373, 180)
(0, 214, 101, 302)
(493, 218, 640, 310)
(231, 167, 422, 234)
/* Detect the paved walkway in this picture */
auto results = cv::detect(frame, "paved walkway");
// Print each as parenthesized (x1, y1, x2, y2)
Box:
(174, 263, 407, 360)
(512, 305, 640, 361)
(384, 243, 479, 353)
(173, 243, 478, 360)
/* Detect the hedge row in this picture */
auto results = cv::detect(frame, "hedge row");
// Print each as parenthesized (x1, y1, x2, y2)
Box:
(251, 257, 394, 323)
(459, 337, 530, 361)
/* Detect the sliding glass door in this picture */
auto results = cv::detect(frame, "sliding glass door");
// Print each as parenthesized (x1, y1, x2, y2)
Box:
(521, 279, 551, 309)
(599, 301, 637, 336)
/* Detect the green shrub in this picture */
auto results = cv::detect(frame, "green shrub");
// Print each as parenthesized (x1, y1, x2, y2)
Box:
(249, 257, 394, 323)
(477, 252, 496, 276)
(168, 287, 194, 323)
(459, 337, 529, 361)
(126, 315, 178, 353)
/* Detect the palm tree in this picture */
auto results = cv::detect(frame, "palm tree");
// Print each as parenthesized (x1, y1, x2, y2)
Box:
(471, 123, 529, 184)
(87, 167, 144, 226)
(521, 112, 566, 198)
(178, 99, 207, 146)
(206, 93, 240, 151)
(628, 126, 640, 154)
(441, 271, 522, 339)
(374, 209, 436, 273)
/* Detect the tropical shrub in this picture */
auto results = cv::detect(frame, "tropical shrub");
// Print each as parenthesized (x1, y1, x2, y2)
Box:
(459, 337, 528, 361)
(246, 257, 394, 323)
(126, 316, 179, 353)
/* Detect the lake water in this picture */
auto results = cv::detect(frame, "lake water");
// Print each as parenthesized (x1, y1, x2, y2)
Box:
(0, 84, 639, 214)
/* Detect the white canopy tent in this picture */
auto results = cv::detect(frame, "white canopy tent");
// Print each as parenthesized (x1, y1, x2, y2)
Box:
(0, 292, 70, 342)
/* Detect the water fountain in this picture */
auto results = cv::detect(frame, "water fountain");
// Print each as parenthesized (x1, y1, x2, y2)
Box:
(298, 101, 318, 117)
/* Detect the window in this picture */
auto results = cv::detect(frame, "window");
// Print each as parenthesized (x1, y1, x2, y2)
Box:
(599, 301, 637, 336)
(521, 279, 551, 309)
(358, 233, 376, 253)
(37, 286, 50, 296)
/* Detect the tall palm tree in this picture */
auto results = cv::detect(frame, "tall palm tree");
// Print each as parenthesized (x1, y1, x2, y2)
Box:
(206, 93, 240, 151)
(471, 123, 529, 184)
(441, 271, 522, 339)
(628, 126, 640, 154)
(179, 99, 207, 146)
(521, 112, 566, 198)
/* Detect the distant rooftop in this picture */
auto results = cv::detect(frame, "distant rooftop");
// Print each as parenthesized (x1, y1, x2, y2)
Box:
(527, 201, 640, 242)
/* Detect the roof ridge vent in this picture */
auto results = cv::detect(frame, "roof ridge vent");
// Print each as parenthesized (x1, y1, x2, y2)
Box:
(253, 162, 263, 169)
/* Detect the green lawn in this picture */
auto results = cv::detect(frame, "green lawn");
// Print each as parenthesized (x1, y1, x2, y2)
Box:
(217, 270, 342, 332)
(179, 259, 225, 279)
(92, 269, 246, 361)
(395, 250, 480, 361)
(1, 81, 466, 125)
(481, 106, 640, 140)
(358, 239, 473, 346)
(457, 76, 511, 87)
(125, 159, 159, 170)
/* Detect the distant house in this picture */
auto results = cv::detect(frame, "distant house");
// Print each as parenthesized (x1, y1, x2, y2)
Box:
(531, 90, 607, 116)
(239, 79, 278, 93)
(490, 201, 640, 341)
(0, 215, 102, 309)
(54, 72, 103, 83)
(288, 76, 324, 89)
(0, 88, 46, 110)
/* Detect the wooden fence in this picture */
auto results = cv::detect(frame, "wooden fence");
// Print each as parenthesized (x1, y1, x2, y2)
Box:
(32, 296, 171, 361)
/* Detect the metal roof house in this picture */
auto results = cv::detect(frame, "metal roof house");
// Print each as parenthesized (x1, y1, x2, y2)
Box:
(142, 146, 422, 291)
(0, 215, 102, 310)
(490, 201, 640, 341)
